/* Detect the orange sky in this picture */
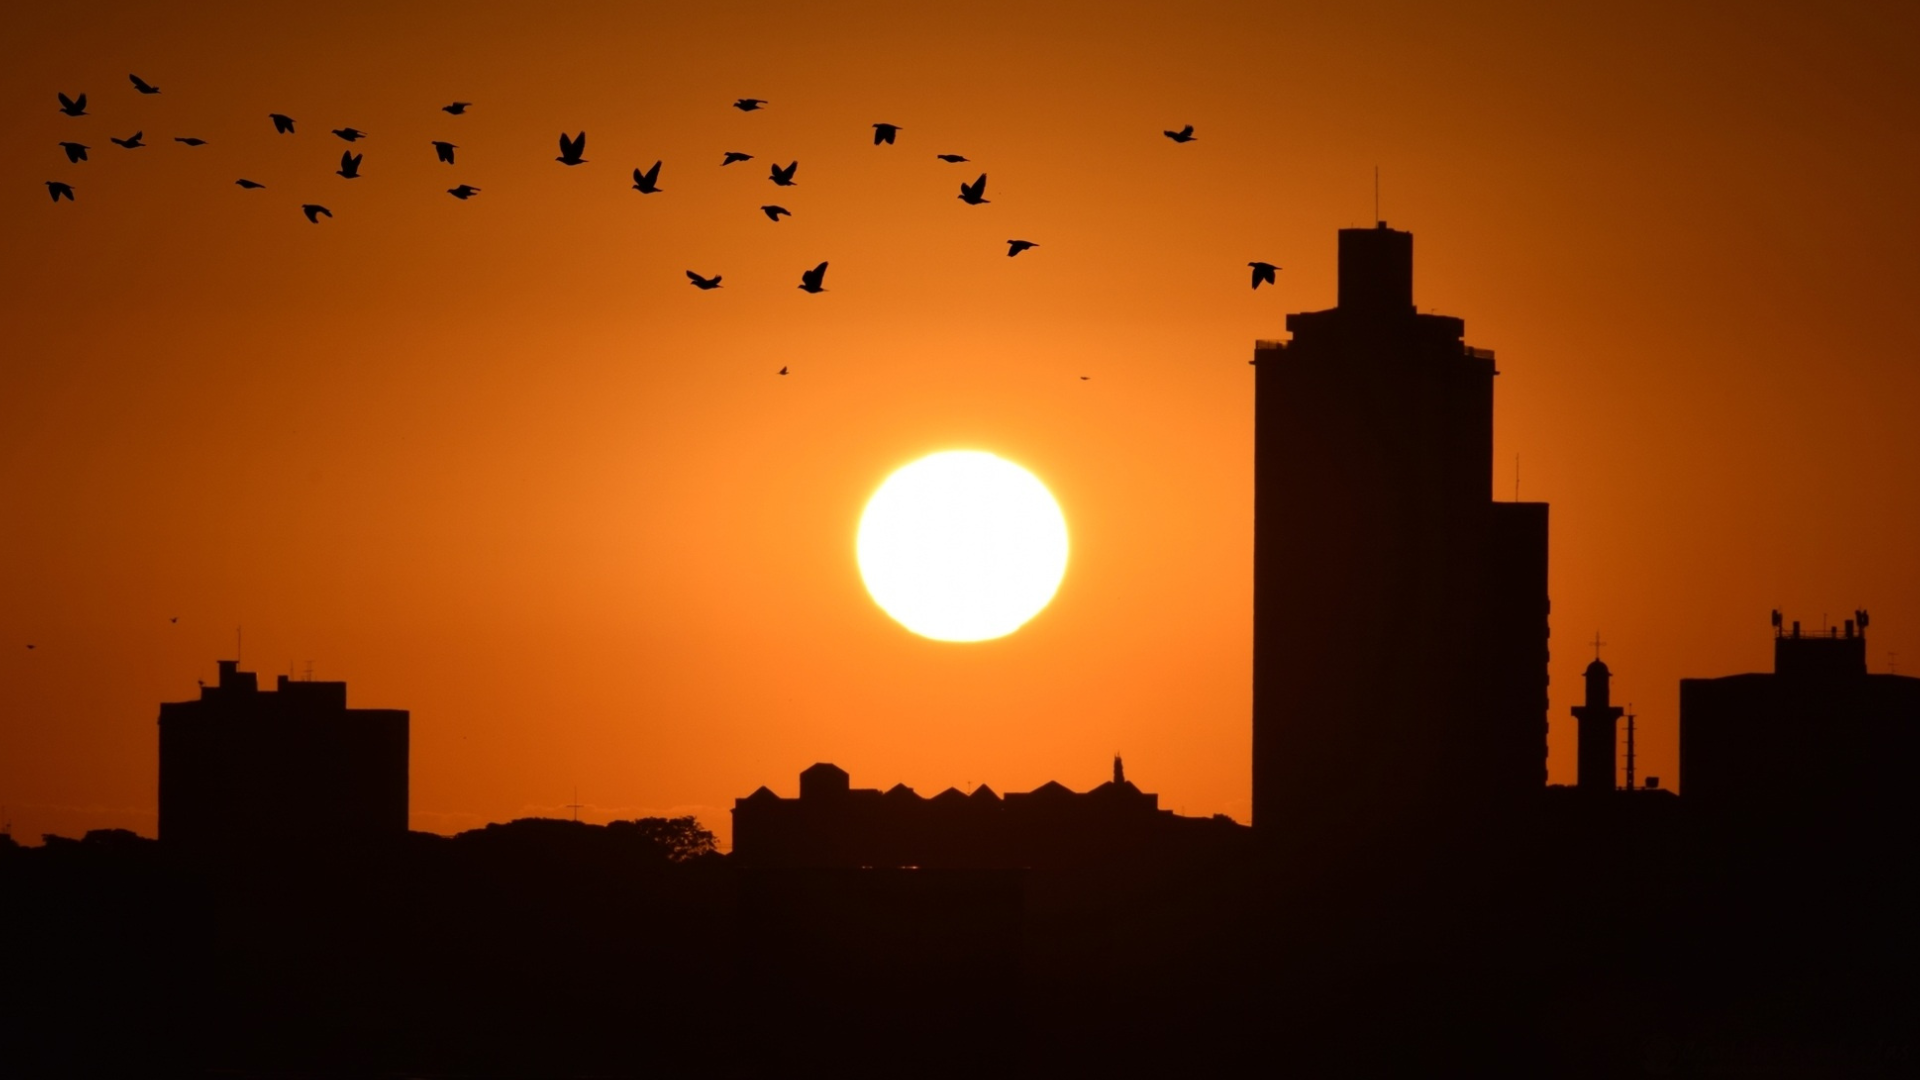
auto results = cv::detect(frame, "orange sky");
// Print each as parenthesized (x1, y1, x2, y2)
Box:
(4, 1, 1918, 846)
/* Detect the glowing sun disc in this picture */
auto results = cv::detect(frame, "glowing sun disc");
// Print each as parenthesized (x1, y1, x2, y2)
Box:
(857, 451, 1069, 642)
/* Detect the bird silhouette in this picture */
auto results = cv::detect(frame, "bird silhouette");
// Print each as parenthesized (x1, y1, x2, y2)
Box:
(302, 204, 331, 223)
(26, 644, 34, 650)
(686, 271, 722, 290)
(111, 132, 145, 149)
(58, 92, 87, 116)
(46, 181, 74, 202)
(448, 184, 480, 199)
(270, 113, 296, 134)
(761, 204, 790, 222)
(129, 74, 160, 94)
(333, 127, 368, 141)
(169, 616, 178, 623)
(443, 101, 471, 115)
(798, 262, 828, 293)
(778, 366, 788, 375)
(1248, 261, 1279, 289)
(1080, 376, 1090, 380)
(235, 179, 265, 189)
(873, 123, 900, 145)
(1164, 124, 1196, 143)
(59, 142, 88, 163)
(631, 161, 663, 194)
(337, 151, 362, 179)
(174, 137, 207, 146)
(1007, 240, 1037, 257)
(770, 161, 797, 186)
(433, 141, 456, 164)
(721, 151, 753, 166)
(557, 132, 587, 165)
(936, 153, 968, 163)
(958, 173, 988, 205)
(734, 98, 766, 111)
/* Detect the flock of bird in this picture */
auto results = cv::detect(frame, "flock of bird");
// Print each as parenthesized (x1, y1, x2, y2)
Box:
(42, 78, 1288, 298)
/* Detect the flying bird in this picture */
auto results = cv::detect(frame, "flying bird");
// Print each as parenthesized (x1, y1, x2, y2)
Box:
(235, 179, 265, 189)
(111, 132, 145, 149)
(59, 142, 89, 163)
(433, 141, 456, 164)
(337, 151, 362, 179)
(777, 366, 788, 375)
(769, 161, 797, 186)
(761, 204, 790, 222)
(129, 74, 160, 94)
(333, 127, 368, 142)
(1080, 376, 1090, 380)
(936, 153, 968, 163)
(301, 203, 331, 223)
(631, 161, 663, 194)
(958, 173, 988, 205)
(733, 98, 766, 111)
(58, 92, 87, 116)
(270, 113, 296, 134)
(174, 137, 207, 146)
(686, 271, 722, 290)
(721, 151, 753, 166)
(798, 261, 828, 293)
(872, 123, 900, 145)
(1164, 124, 1196, 143)
(556, 131, 587, 165)
(170, 617, 178, 623)
(448, 184, 480, 199)
(46, 181, 74, 202)
(1007, 240, 1037, 257)
(1248, 261, 1280, 289)
(443, 101, 471, 115)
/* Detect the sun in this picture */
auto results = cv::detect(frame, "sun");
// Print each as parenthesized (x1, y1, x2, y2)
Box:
(856, 451, 1070, 642)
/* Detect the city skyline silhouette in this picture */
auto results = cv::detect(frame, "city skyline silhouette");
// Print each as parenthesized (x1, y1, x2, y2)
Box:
(4, 8, 1919, 1069)
(7, 3, 1918, 850)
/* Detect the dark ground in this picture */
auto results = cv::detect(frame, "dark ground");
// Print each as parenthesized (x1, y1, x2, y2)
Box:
(3, 798, 1912, 1077)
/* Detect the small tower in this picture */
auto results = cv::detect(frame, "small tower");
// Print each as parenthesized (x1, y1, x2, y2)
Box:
(1113, 755, 1126, 785)
(1571, 657, 1625, 791)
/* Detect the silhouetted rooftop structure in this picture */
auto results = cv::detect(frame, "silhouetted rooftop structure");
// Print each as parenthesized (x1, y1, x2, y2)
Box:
(158, 660, 408, 848)
(1681, 613, 1919, 824)
(732, 760, 1246, 870)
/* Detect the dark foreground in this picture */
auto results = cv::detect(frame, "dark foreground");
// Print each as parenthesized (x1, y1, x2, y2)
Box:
(3, 798, 1912, 1077)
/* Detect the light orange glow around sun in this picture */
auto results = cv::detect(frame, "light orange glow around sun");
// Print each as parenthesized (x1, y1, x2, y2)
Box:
(856, 451, 1070, 642)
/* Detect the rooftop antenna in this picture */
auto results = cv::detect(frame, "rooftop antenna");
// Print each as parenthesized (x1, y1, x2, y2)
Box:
(304, 660, 314, 682)
(236, 625, 242, 665)
(1373, 165, 1380, 224)
(1623, 703, 1637, 792)
(565, 787, 582, 823)
(1515, 453, 1520, 502)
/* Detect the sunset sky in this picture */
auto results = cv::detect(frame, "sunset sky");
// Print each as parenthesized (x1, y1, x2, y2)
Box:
(4, 1, 1917, 846)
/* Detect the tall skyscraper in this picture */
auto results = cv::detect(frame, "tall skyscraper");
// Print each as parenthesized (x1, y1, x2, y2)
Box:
(1253, 224, 1549, 847)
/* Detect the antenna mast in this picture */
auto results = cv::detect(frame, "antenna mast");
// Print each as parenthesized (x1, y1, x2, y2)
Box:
(1373, 165, 1380, 223)
(1623, 704, 1637, 792)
